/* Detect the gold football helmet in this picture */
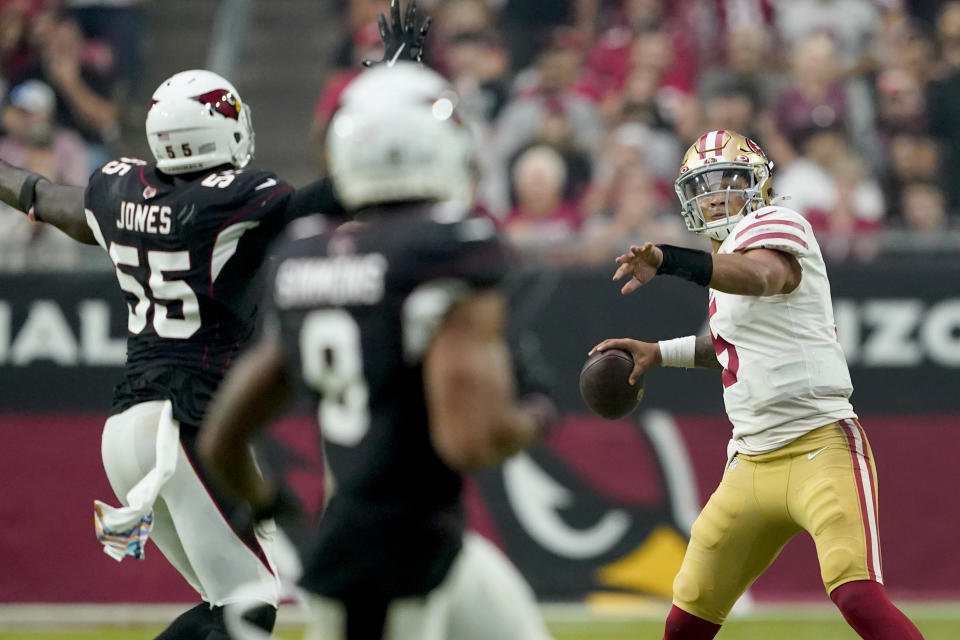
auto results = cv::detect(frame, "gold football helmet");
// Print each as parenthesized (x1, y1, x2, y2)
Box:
(674, 130, 774, 241)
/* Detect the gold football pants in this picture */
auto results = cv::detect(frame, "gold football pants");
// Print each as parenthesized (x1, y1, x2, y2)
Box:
(673, 419, 882, 624)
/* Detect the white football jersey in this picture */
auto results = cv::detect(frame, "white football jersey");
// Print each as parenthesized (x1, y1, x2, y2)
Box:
(710, 205, 857, 454)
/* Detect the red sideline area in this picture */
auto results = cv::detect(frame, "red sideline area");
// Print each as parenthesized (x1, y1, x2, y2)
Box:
(0, 414, 957, 603)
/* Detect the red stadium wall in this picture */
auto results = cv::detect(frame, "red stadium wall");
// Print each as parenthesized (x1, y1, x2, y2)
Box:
(1, 261, 959, 604)
(1, 412, 956, 603)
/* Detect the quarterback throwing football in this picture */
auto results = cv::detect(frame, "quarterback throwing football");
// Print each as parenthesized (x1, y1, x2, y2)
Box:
(591, 130, 924, 640)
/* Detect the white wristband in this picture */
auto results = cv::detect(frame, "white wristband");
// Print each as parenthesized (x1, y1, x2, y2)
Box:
(658, 335, 696, 368)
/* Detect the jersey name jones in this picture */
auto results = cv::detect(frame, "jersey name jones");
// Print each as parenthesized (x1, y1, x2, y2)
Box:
(116, 201, 173, 235)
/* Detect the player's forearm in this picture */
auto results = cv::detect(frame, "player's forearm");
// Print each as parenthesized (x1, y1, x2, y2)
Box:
(694, 335, 722, 370)
(286, 175, 346, 223)
(199, 339, 292, 510)
(205, 432, 275, 513)
(0, 160, 92, 244)
(35, 182, 94, 243)
(657, 334, 721, 370)
(429, 341, 543, 471)
(709, 253, 787, 296)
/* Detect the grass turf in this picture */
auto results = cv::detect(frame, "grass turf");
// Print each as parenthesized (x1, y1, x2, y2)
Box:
(2, 616, 957, 640)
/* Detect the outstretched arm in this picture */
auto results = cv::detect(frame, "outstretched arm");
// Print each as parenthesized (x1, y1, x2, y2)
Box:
(614, 243, 801, 296)
(199, 334, 293, 515)
(363, 0, 432, 67)
(426, 289, 555, 471)
(0, 160, 93, 244)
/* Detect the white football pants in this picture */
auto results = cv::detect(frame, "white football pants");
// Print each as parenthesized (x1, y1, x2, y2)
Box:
(303, 532, 553, 640)
(100, 400, 279, 607)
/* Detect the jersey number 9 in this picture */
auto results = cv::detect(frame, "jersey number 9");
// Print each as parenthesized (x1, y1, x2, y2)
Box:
(300, 309, 371, 447)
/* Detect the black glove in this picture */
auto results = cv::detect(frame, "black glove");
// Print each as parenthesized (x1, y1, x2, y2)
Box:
(362, 0, 432, 67)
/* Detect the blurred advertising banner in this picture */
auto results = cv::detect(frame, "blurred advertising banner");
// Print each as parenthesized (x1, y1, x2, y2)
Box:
(3, 257, 960, 413)
(1, 258, 959, 603)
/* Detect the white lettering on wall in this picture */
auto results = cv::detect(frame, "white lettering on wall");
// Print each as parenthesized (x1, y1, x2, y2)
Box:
(0, 299, 126, 367)
(861, 299, 924, 367)
(921, 300, 960, 367)
(11, 301, 78, 365)
(835, 298, 960, 367)
(79, 301, 127, 365)
(0, 302, 8, 365)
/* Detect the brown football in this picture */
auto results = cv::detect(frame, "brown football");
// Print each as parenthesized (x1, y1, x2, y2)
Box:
(579, 348, 644, 420)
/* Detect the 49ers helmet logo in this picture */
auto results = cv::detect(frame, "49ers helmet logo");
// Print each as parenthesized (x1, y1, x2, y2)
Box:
(746, 137, 766, 158)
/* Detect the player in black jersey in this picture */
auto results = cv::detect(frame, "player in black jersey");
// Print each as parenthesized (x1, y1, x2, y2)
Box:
(0, 2, 429, 630)
(200, 62, 556, 640)
(0, 68, 290, 638)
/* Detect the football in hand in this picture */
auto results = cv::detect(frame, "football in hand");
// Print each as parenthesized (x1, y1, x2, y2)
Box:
(579, 349, 644, 420)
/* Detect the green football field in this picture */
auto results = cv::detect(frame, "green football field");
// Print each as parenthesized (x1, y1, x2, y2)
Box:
(2, 605, 957, 640)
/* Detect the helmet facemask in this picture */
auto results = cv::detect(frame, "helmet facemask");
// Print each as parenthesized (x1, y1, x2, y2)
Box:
(674, 130, 774, 242)
(676, 163, 769, 241)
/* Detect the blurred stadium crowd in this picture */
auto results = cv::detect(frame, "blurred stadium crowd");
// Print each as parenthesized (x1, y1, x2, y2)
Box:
(2, 0, 960, 269)
(321, 0, 960, 263)
(0, 0, 143, 269)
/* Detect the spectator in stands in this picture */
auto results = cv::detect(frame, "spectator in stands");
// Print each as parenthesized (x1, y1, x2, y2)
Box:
(580, 160, 687, 262)
(587, 0, 699, 98)
(875, 66, 927, 136)
(446, 29, 511, 127)
(699, 22, 787, 111)
(0, 78, 89, 270)
(876, 5, 937, 88)
(605, 62, 662, 128)
(774, 0, 881, 78)
(774, 0, 882, 163)
(339, 0, 388, 60)
(502, 144, 581, 248)
(308, 22, 383, 171)
(704, 0, 779, 67)
(900, 180, 950, 231)
(499, 0, 590, 71)
(820, 150, 886, 234)
(771, 33, 850, 152)
(695, 70, 802, 172)
(0, 0, 45, 81)
(427, 0, 494, 75)
(775, 125, 885, 257)
(488, 29, 601, 215)
(927, 1, 960, 214)
(10, 12, 119, 169)
(583, 121, 679, 218)
(523, 108, 593, 199)
(0, 78, 89, 186)
(880, 132, 943, 221)
(483, 106, 594, 218)
(699, 73, 763, 143)
(510, 25, 601, 103)
(64, 0, 147, 105)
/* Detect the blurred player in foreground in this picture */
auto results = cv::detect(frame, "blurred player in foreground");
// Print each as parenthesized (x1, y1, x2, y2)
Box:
(590, 130, 924, 640)
(199, 61, 556, 640)
(0, 3, 426, 633)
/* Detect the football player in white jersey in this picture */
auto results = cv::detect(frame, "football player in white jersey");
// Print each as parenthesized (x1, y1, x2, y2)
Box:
(590, 130, 924, 640)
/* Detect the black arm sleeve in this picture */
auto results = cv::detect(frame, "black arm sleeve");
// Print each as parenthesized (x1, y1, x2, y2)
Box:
(285, 176, 347, 225)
